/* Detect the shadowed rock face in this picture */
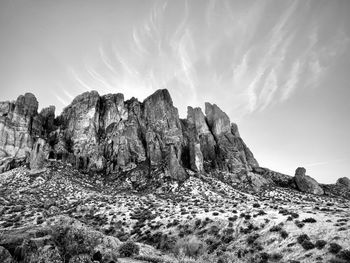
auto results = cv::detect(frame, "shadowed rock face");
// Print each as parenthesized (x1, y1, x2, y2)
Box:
(294, 167, 324, 195)
(0, 89, 260, 188)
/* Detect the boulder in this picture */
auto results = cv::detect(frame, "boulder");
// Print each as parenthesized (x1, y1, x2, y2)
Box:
(294, 167, 324, 195)
(336, 177, 350, 188)
(295, 167, 306, 176)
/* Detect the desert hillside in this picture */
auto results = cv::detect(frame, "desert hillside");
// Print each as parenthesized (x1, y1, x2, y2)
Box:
(0, 90, 350, 263)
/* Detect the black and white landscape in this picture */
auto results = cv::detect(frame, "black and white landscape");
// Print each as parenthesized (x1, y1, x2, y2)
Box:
(1, 1, 350, 263)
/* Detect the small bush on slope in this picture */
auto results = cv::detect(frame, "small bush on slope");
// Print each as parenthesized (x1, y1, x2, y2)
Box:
(315, 240, 327, 249)
(329, 243, 342, 254)
(118, 240, 140, 257)
(302, 217, 317, 223)
(270, 225, 282, 232)
(280, 230, 289, 239)
(297, 234, 310, 244)
(301, 240, 315, 250)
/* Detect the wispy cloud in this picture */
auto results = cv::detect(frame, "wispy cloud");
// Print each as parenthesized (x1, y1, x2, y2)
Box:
(62, 0, 349, 118)
(259, 69, 278, 111)
(55, 94, 69, 107)
(304, 158, 348, 168)
(281, 59, 302, 101)
(62, 89, 74, 101)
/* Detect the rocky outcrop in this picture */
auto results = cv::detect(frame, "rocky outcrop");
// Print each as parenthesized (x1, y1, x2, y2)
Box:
(0, 93, 40, 159)
(0, 89, 262, 189)
(0, 93, 55, 173)
(186, 106, 215, 172)
(252, 167, 297, 188)
(294, 167, 324, 195)
(336, 177, 350, 188)
(204, 103, 258, 171)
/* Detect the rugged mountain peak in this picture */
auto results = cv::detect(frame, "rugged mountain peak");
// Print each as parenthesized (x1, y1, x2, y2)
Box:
(143, 89, 181, 132)
(68, 90, 100, 107)
(143, 89, 173, 105)
(187, 106, 211, 136)
(0, 89, 261, 189)
(205, 102, 231, 136)
(14, 92, 38, 116)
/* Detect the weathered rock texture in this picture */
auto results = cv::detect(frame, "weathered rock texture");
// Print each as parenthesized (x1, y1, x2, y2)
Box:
(0, 93, 41, 159)
(336, 177, 350, 188)
(0, 89, 259, 188)
(294, 167, 324, 195)
(0, 93, 53, 172)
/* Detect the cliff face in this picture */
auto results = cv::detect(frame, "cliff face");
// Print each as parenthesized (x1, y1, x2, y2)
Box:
(0, 89, 259, 186)
(0, 93, 54, 172)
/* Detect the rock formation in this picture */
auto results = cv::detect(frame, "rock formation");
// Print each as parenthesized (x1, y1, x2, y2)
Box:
(6, 89, 345, 195)
(294, 167, 324, 195)
(0, 93, 52, 172)
(0, 93, 41, 159)
(0, 89, 262, 188)
(336, 177, 350, 188)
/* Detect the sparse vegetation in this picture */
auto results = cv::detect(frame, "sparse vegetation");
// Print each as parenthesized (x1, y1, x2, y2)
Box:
(1, 160, 350, 263)
(329, 243, 342, 254)
(302, 217, 317, 223)
(315, 240, 327, 249)
(270, 225, 282, 232)
(118, 240, 140, 257)
(280, 230, 289, 239)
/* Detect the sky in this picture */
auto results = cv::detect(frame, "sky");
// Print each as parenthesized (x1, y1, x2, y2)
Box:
(0, 0, 349, 183)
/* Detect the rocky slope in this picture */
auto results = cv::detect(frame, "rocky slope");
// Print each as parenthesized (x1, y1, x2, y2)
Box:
(0, 163, 349, 263)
